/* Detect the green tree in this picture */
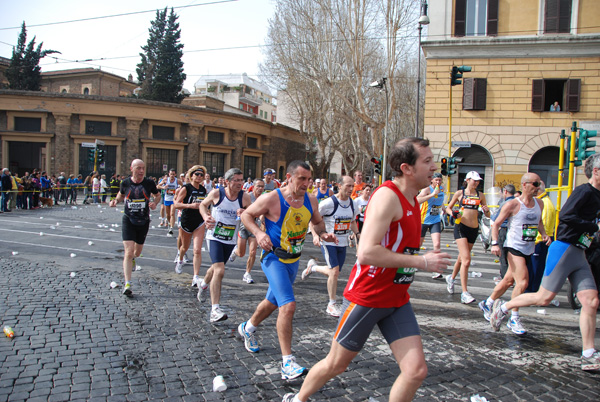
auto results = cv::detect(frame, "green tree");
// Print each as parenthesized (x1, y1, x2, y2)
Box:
(136, 8, 186, 103)
(6, 22, 59, 91)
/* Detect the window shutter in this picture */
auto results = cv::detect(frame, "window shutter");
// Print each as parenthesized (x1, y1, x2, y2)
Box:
(545, 0, 572, 33)
(565, 79, 581, 112)
(463, 78, 487, 110)
(545, 0, 559, 33)
(558, 0, 572, 33)
(487, 0, 499, 36)
(455, 0, 466, 37)
(531, 80, 544, 112)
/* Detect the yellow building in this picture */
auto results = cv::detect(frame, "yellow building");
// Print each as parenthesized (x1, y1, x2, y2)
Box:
(422, 0, 600, 192)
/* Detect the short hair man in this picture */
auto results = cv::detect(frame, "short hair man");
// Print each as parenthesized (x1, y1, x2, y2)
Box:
(313, 177, 333, 202)
(303, 175, 359, 317)
(480, 173, 550, 335)
(491, 184, 517, 278)
(350, 170, 365, 199)
(110, 159, 160, 296)
(283, 138, 451, 402)
(417, 172, 445, 279)
(263, 168, 280, 193)
(237, 161, 337, 381)
(490, 154, 600, 371)
(198, 168, 251, 322)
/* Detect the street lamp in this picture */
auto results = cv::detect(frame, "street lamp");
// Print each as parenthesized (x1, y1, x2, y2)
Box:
(415, 0, 430, 138)
(370, 78, 389, 183)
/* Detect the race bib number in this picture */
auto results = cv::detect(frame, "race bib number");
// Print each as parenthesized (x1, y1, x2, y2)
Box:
(522, 224, 538, 242)
(430, 206, 441, 215)
(288, 238, 304, 254)
(191, 196, 205, 203)
(167, 189, 176, 195)
(462, 197, 480, 209)
(214, 222, 236, 241)
(127, 199, 145, 211)
(578, 233, 593, 249)
(393, 247, 418, 284)
(334, 218, 352, 235)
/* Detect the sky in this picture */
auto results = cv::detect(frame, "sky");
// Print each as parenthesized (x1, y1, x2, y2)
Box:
(0, 0, 276, 92)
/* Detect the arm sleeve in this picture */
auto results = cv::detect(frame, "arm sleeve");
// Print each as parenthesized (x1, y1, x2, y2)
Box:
(559, 186, 599, 234)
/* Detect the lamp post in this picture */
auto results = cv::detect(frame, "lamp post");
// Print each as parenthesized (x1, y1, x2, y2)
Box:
(370, 78, 389, 183)
(415, 1, 430, 138)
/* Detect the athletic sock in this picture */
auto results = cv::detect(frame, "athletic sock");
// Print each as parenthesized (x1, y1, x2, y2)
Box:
(582, 348, 595, 358)
(500, 303, 509, 314)
(200, 280, 208, 288)
(486, 297, 494, 308)
(211, 304, 219, 312)
(511, 311, 519, 318)
(245, 320, 257, 333)
(328, 300, 336, 306)
(282, 354, 293, 364)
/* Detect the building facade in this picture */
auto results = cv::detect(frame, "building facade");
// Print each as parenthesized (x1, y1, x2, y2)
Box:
(422, 0, 600, 192)
(0, 90, 304, 181)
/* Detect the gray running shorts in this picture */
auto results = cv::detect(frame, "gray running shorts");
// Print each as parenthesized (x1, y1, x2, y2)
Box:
(541, 240, 596, 294)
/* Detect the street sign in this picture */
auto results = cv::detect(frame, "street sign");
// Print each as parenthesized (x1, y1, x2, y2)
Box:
(454, 141, 471, 148)
(95, 139, 105, 146)
(81, 142, 95, 148)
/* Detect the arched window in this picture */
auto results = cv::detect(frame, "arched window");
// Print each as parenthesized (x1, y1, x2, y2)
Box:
(529, 146, 560, 187)
(83, 87, 90, 95)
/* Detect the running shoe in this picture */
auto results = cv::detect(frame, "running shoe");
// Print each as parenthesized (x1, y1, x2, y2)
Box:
(461, 291, 475, 304)
(478, 300, 491, 321)
(132, 258, 138, 271)
(197, 285, 209, 302)
(173, 252, 179, 263)
(191, 276, 200, 287)
(326, 303, 342, 317)
(282, 394, 297, 402)
(123, 283, 132, 297)
(507, 316, 527, 335)
(582, 351, 600, 371)
(243, 272, 254, 284)
(490, 300, 508, 331)
(431, 272, 443, 279)
(229, 245, 238, 262)
(183, 253, 190, 264)
(281, 356, 306, 380)
(237, 321, 260, 353)
(167, 228, 174, 237)
(158, 221, 165, 227)
(210, 306, 227, 323)
(445, 275, 455, 294)
(175, 260, 183, 274)
(302, 259, 316, 280)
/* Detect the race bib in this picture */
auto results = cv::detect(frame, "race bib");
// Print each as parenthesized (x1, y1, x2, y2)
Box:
(522, 224, 538, 242)
(288, 237, 304, 254)
(213, 222, 236, 241)
(393, 247, 418, 285)
(334, 218, 352, 235)
(191, 196, 205, 203)
(167, 189, 176, 195)
(430, 206, 441, 215)
(578, 233, 593, 249)
(462, 197, 480, 209)
(127, 199, 145, 211)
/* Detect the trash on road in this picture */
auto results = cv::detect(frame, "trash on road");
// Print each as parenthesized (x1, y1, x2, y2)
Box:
(213, 375, 227, 392)
(11, 251, 18, 255)
(70, 253, 76, 258)
(110, 281, 118, 289)
(471, 395, 488, 402)
(537, 309, 547, 315)
(70, 272, 76, 277)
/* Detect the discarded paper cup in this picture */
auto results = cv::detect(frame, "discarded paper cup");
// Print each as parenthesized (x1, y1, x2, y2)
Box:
(40, 232, 44, 236)
(12, 251, 18, 255)
(70, 272, 76, 277)
(110, 281, 118, 289)
(88, 241, 94, 246)
(537, 309, 547, 315)
(70, 253, 76, 258)
(213, 375, 227, 392)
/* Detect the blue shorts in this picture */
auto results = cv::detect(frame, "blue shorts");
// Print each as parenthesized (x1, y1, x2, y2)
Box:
(262, 252, 300, 307)
(207, 240, 235, 264)
(164, 200, 174, 206)
(320, 245, 347, 269)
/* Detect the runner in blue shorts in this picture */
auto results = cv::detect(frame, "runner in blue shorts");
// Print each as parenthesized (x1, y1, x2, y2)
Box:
(490, 153, 600, 371)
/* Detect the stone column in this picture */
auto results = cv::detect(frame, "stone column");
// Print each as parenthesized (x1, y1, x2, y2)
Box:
(231, 130, 246, 169)
(125, 119, 143, 165)
(53, 113, 72, 174)
(187, 125, 203, 165)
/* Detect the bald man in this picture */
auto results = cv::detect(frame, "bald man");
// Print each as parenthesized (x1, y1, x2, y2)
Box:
(479, 173, 550, 335)
(110, 159, 160, 297)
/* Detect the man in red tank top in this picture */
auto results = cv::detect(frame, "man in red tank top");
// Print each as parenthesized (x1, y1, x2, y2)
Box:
(283, 138, 452, 402)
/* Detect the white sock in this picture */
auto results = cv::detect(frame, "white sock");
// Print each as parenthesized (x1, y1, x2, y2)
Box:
(245, 320, 257, 333)
(582, 348, 595, 358)
(293, 395, 304, 402)
(193, 275, 200, 280)
(500, 303, 509, 314)
(282, 354, 293, 364)
(211, 304, 219, 311)
(200, 280, 208, 288)
(486, 297, 494, 307)
(328, 300, 336, 306)
(511, 311, 519, 318)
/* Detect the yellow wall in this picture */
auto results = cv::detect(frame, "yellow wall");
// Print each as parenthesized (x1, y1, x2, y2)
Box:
(579, 0, 600, 34)
(498, 0, 539, 37)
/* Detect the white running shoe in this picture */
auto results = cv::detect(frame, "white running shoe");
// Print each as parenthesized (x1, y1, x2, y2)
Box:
(237, 321, 259, 353)
(197, 285, 209, 302)
(326, 303, 342, 317)
(243, 272, 254, 284)
(167, 228, 174, 237)
(281, 356, 306, 380)
(229, 245, 238, 262)
(191, 277, 200, 287)
(174, 260, 183, 274)
(302, 259, 317, 280)
(183, 253, 190, 264)
(431, 272, 443, 279)
(173, 253, 179, 263)
(210, 306, 227, 323)
(446, 275, 455, 294)
(507, 316, 527, 335)
(461, 291, 475, 304)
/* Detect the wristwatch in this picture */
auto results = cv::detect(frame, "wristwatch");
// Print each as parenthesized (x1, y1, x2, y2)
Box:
(491, 240, 498, 246)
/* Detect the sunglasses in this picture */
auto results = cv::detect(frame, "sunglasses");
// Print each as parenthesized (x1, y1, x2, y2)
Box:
(192, 171, 204, 176)
(524, 181, 540, 187)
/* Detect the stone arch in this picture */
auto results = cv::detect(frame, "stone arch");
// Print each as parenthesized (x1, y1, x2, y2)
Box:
(435, 130, 503, 163)
(518, 130, 562, 162)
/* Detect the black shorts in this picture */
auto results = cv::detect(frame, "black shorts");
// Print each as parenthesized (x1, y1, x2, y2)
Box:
(506, 247, 532, 265)
(421, 222, 442, 237)
(453, 223, 479, 244)
(180, 217, 204, 234)
(122, 216, 150, 244)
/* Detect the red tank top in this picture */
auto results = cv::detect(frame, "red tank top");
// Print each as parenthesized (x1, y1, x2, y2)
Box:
(343, 180, 421, 308)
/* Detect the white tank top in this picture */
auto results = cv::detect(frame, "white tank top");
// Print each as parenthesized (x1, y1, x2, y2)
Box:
(163, 177, 178, 202)
(506, 197, 542, 255)
(206, 187, 243, 245)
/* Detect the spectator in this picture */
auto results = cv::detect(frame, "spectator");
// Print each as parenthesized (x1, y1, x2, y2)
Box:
(110, 173, 121, 201)
(57, 172, 67, 203)
(350, 170, 366, 199)
(14, 173, 24, 210)
(1, 168, 12, 212)
(30, 171, 41, 209)
(550, 101, 561, 112)
(100, 174, 108, 203)
(92, 172, 100, 203)
(22, 172, 32, 209)
(40, 171, 51, 198)
(66, 174, 77, 204)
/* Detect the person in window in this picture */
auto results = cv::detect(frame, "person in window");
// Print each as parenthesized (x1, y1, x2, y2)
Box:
(550, 101, 561, 112)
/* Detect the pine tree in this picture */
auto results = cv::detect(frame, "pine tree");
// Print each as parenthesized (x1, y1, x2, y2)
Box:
(6, 22, 59, 91)
(136, 8, 186, 103)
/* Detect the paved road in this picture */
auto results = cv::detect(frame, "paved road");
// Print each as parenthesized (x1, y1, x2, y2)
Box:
(0, 204, 599, 401)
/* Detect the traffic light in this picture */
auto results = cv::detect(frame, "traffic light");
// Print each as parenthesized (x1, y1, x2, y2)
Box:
(88, 148, 95, 162)
(371, 156, 382, 175)
(447, 156, 464, 176)
(578, 129, 597, 162)
(451, 65, 472, 86)
(566, 136, 582, 167)
(97, 148, 105, 164)
(440, 158, 448, 176)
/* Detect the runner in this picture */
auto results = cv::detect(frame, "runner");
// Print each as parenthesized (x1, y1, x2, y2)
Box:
(355, 183, 372, 234)
(478, 173, 549, 335)
(313, 178, 333, 203)
(157, 169, 181, 237)
(417, 172, 445, 278)
(350, 170, 366, 199)
(303, 175, 358, 317)
(229, 178, 266, 284)
(109, 159, 160, 297)
(173, 165, 208, 285)
(197, 168, 251, 322)
(282, 138, 451, 402)
(490, 154, 600, 371)
(263, 168, 280, 193)
(445, 171, 490, 304)
(237, 160, 337, 380)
